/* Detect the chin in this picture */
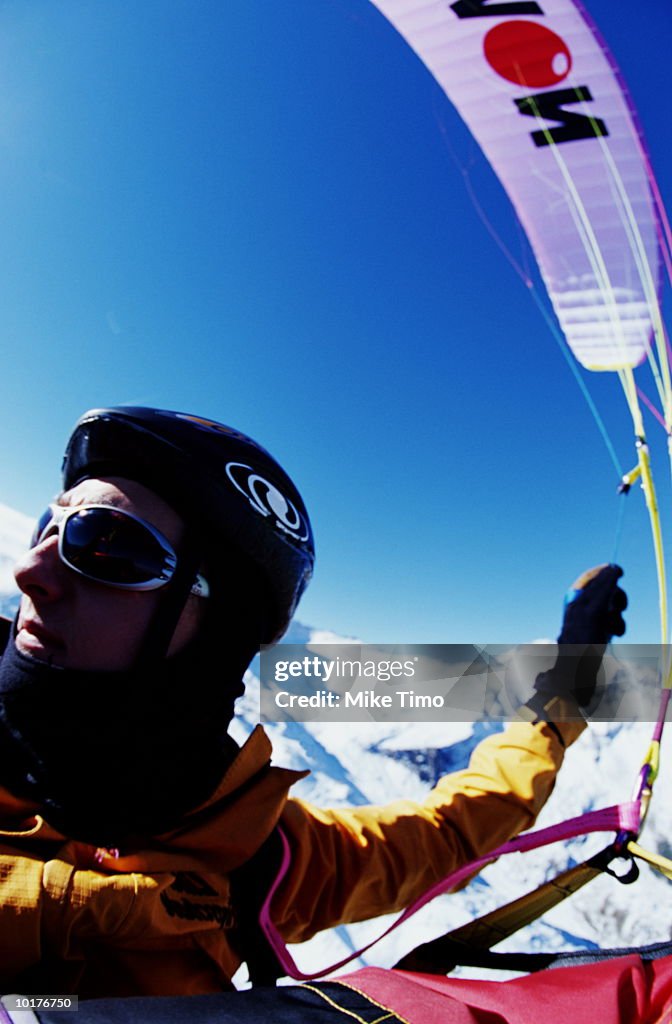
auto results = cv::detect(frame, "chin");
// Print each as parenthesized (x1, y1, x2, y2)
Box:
(16, 633, 64, 668)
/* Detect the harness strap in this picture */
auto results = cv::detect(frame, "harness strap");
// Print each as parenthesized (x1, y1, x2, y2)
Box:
(628, 839, 672, 881)
(394, 842, 622, 974)
(229, 829, 285, 986)
(260, 802, 640, 981)
(394, 937, 672, 976)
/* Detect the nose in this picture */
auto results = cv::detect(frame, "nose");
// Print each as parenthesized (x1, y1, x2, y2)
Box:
(14, 536, 67, 601)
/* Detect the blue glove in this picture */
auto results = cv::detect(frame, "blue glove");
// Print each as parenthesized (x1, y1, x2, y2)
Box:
(527, 565, 627, 729)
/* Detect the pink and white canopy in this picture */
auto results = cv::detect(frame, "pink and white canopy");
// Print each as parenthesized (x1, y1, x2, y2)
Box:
(369, 0, 661, 371)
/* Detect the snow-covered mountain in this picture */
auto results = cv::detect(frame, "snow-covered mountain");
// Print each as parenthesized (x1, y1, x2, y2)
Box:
(0, 504, 670, 982)
(233, 643, 672, 980)
(0, 503, 32, 618)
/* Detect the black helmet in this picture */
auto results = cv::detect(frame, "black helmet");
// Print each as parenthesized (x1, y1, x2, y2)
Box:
(62, 407, 315, 642)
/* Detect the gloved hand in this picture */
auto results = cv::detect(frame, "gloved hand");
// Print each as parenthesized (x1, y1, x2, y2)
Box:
(558, 564, 627, 646)
(527, 564, 627, 728)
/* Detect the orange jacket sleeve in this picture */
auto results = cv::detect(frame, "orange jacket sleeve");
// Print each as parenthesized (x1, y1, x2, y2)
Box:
(0, 853, 243, 994)
(273, 717, 584, 942)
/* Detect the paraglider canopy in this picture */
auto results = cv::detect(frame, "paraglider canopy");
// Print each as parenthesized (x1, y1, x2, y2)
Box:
(368, 0, 662, 372)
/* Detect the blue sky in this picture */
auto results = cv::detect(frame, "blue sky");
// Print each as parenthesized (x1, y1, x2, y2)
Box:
(0, 0, 670, 644)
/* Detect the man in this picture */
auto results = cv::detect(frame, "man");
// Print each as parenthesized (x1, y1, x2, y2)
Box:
(0, 406, 626, 998)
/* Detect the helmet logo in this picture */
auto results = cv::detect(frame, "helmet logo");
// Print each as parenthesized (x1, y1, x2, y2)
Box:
(226, 462, 310, 542)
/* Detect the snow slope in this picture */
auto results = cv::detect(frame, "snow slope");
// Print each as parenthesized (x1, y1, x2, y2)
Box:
(0, 503, 32, 618)
(232, 643, 672, 980)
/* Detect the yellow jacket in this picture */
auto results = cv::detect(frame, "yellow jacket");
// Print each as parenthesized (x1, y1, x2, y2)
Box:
(0, 716, 583, 997)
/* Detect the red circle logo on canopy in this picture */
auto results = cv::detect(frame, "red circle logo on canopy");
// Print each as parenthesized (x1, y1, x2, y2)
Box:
(483, 20, 572, 88)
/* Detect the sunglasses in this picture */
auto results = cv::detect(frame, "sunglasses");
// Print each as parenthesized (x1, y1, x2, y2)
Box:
(31, 503, 209, 597)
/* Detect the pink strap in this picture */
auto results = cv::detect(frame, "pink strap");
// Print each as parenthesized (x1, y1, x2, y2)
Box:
(259, 801, 640, 981)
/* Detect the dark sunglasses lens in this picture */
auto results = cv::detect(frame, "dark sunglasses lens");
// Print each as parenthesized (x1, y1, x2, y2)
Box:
(31, 508, 55, 548)
(62, 509, 171, 585)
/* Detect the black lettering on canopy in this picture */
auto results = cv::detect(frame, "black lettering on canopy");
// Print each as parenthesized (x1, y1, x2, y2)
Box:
(451, 0, 544, 17)
(515, 86, 609, 146)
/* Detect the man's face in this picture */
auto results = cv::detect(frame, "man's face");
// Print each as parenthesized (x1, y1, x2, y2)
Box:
(14, 477, 203, 671)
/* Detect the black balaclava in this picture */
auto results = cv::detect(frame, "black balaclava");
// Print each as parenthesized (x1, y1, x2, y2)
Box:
(0, 543, 266, 849)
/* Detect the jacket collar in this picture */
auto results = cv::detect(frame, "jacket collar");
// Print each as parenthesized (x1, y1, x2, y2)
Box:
(0, 724, 307, 874)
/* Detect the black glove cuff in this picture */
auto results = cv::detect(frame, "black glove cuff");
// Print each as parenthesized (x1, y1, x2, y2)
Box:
(536, 646, 606, 710)
(521, 692, 570, 747)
